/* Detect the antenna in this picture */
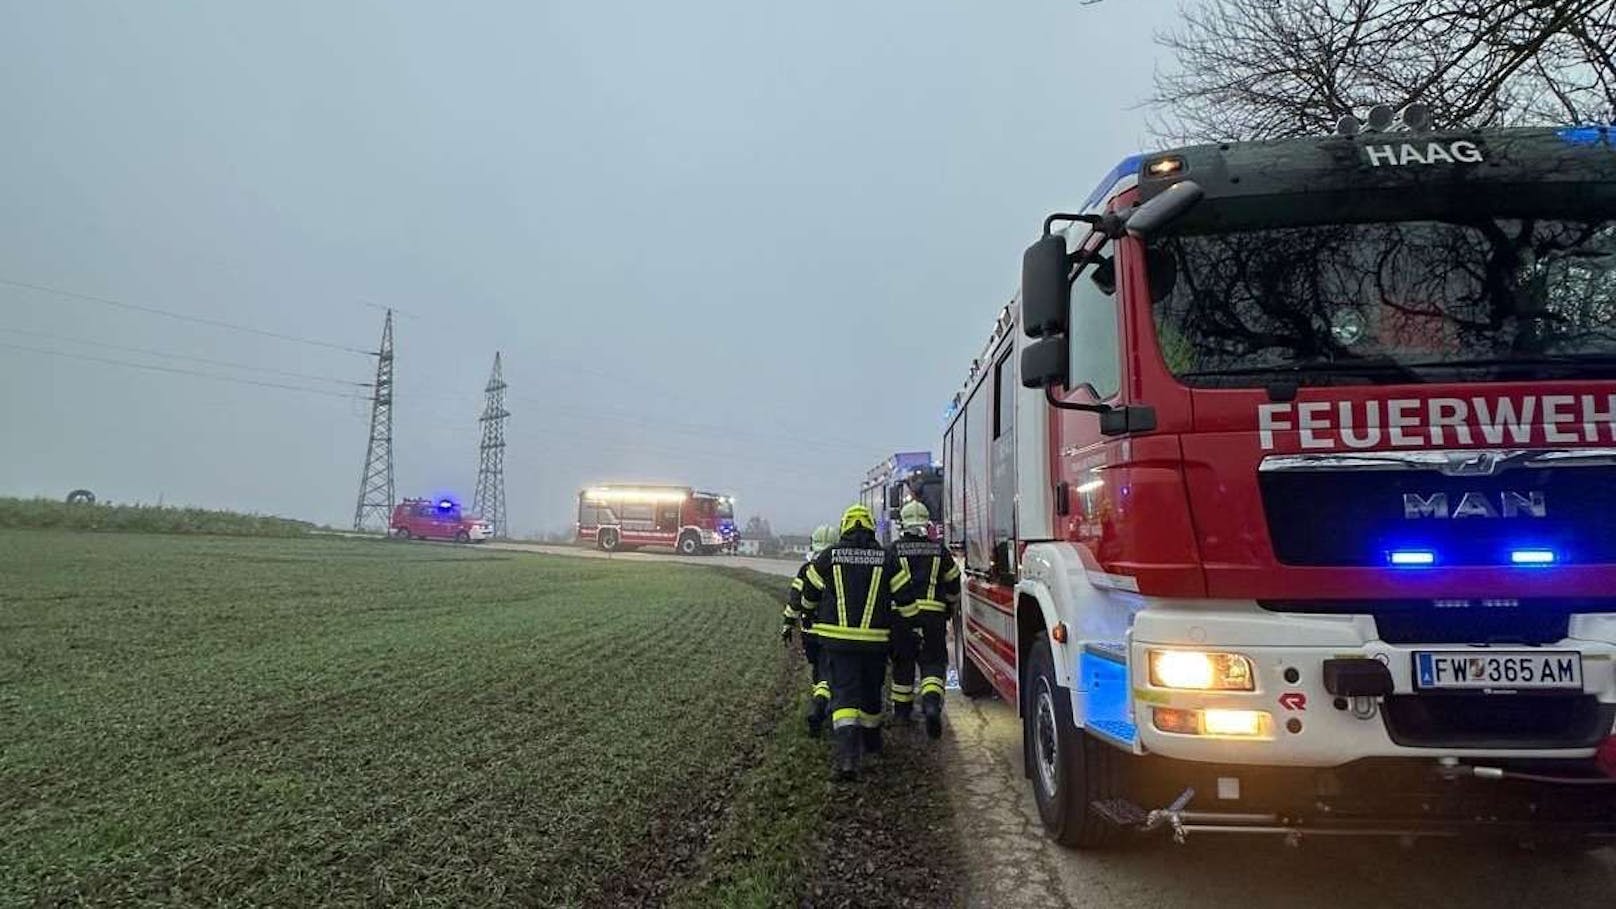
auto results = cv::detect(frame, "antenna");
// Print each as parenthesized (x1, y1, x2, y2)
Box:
(352, 309, 396, 532)
(472, 351, 509, 538)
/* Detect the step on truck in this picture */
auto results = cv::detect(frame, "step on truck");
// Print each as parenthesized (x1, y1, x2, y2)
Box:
(943, 116, 1616, 848)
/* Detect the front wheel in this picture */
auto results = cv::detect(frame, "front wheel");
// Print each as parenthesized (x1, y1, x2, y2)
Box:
(678, 533, 701, 556)
(598, 529, 621, 552)
(455, 530, 470, 544)
(1025, 638, 1125, 849)
(392, 528, 411, 541)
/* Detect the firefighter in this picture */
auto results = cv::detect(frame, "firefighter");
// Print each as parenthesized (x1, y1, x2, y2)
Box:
(887, 500, 960, 740)
(796, 503, 914, 780)
(782, 523, 838, 735)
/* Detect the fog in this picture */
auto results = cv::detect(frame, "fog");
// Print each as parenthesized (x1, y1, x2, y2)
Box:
(0, 0, 1175, 535)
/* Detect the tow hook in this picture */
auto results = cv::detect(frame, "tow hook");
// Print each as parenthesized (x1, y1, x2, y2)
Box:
(1141, 788, 1197, 843)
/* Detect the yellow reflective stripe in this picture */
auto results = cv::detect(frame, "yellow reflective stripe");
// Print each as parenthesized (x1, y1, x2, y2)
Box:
(890, 684, 914, 694)
(811, 624, 890, 643)
(896, 604, 920, 618)
(857, 711, 883, 727)
(891, 691, 915, 703)
(834, 564, 847, 627)
(920, 676, 946, 695)
(926, 557, 939, 603)
(832, 707, 861, 727)
(942, 562, 960, 582)
(812, 682, 831, 698)
(781, 605, 795, 618)
(804, 564, 825, 591)
(862, 566, 883, 629)
(791, 577, 804, 592)
(914, 599, 948, 613)
(889, 564, 911, 594)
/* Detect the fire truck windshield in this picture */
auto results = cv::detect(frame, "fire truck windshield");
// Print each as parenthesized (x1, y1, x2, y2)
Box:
(1150, 215, 1616, 387)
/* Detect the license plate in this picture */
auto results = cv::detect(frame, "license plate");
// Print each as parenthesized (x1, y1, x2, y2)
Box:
(1414, 651, 1583, 691)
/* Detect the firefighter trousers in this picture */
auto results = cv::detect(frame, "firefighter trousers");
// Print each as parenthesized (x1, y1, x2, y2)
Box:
(891, 613, 947, 708)
(823, 646, 885, 732)
(802, 632, 829, 703)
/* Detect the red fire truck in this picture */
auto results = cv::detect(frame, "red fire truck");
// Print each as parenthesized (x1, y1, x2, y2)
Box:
(576, 485, 737, 555)
(945, 119, 1616, 848)
(390, 498, 493, 543)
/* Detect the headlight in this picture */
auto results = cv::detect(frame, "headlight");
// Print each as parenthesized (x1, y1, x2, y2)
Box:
(1148, 649, 1254, 691)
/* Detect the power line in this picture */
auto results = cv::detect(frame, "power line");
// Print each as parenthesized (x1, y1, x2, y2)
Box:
(0, 326, 372, 387)
(0, 276, 374, 356)
(0, 341, 367, 400)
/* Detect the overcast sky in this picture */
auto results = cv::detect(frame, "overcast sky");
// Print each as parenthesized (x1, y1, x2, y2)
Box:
(0, 1, 1176, 535)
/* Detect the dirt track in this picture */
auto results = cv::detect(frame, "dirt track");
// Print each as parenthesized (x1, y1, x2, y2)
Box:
(483, 541, 802, 578)
(945, 693, 1616, 909)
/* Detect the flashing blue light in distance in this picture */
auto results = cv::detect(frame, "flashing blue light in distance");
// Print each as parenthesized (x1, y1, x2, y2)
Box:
(1557, 125, 1612, 146)
(1389, 550, 1436, 567)
(1510, 549, 1556, 565)
(438, 499, 455, 511)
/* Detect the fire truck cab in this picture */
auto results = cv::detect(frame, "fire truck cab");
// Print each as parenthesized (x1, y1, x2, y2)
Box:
(859, 452, 944, 545)
(576, 485, 737, 555)
(946, 123, 1616, 848)
(390, 498, 493, 543)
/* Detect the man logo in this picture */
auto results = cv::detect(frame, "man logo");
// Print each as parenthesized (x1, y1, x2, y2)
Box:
(1402, 491, 1547, 519)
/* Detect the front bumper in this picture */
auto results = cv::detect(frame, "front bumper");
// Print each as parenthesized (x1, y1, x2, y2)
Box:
(1127, 606, 1616, 766)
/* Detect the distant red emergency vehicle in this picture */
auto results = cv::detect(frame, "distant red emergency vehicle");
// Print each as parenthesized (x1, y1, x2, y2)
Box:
(576, 485, 737, 555)
(390, 498, 493, 543)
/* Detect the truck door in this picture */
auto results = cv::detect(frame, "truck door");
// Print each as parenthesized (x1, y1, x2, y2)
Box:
(656, 500, 682, 542)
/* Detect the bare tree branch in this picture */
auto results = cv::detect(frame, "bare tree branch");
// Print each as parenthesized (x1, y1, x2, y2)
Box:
(1152, 0, 1616, 143)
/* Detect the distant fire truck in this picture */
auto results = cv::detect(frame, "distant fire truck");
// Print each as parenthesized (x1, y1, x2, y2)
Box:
(858, 452, 944, 545)
(576, 485, 737, 555)
(390, 498, 493, 543)
(945, 118, 1616, 848)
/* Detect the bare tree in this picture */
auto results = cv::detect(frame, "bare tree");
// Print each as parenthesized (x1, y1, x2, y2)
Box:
(1152, 0, 1616, 142)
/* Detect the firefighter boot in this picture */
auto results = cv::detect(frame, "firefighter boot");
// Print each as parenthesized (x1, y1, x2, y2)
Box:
(861, 725, 883, 756)
(892, 700, 914, 723)
(806, 696, 828, 738)
(922, 693, 943, 740)
(833, 727, 861, 781)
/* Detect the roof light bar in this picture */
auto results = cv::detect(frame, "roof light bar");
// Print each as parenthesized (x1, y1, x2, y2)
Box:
(1388, 550, 1436, 567)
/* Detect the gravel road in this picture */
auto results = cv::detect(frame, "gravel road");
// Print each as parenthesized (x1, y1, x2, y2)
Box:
(944, 693, 1616, 908)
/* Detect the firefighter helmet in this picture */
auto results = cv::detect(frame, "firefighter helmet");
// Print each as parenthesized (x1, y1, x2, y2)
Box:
(899, 500, 931, 534)
(840, 504, 875, 535)
(810, 523, 836, 554)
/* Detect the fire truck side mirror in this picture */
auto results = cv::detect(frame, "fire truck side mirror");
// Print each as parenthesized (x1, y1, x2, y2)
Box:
(1124, 179, 1204, 238)
(1021, 235, 1072, 339)
(1020, 336, 1067, 389)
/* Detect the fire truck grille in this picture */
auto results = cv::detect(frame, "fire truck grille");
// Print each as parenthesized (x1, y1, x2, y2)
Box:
(1256, 459, 1616, 567)
(1382, 694, 1613, 749)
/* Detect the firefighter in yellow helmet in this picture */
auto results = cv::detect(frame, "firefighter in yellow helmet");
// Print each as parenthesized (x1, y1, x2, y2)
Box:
(782, 523, 838, 735)
(794, 503, 915, 779)
(887, 500, 960, 739)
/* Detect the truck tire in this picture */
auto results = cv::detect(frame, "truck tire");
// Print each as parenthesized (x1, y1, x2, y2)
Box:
(393, 528, 410, 541)
(1025, 638, 1124, 849)
(598, 529, 620, 552)
(952, 611, 993, 698)
(678, 533, 701, 556)
(455, 529, 471, 544)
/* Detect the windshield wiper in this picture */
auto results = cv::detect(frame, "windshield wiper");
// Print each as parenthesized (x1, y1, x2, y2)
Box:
(1180, 354, 1427, 385)
(1399, 353, 1616, 371)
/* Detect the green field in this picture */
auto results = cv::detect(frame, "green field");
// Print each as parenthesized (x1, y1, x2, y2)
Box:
(0, 530, 959, 907)
(0, 497, 313, 537)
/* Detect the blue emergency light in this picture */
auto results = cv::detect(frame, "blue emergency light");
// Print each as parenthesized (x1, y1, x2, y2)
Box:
(1510, 549, 1557, 566)
(1388, 550, 1436, 567)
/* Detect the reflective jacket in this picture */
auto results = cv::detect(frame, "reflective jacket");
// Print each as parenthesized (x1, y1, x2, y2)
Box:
(888, 533, 961, 618)
(796, 529, 914, 650)
(784, 558, 815, 631)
